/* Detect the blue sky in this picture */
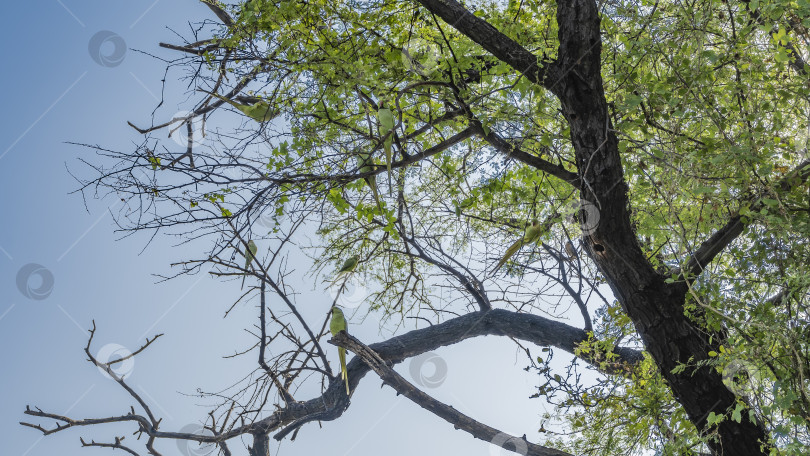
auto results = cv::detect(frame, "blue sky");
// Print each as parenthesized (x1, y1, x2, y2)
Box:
(0, 2, 573, 456)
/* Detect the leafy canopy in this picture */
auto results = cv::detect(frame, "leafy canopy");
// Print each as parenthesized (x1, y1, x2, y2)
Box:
(85, 0, 810, 453)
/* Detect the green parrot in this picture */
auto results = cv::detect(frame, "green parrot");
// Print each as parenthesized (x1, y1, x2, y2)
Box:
(377, 107, 395, 194)
(241, 240, 258, 290)
(329, 306, 350, 395)
(338, 255, 359, 274)
(331, 254, 359, 286)
(495, 220, 544, 271)
(357, 151, 382, 210)
(205, 91, 277, 123)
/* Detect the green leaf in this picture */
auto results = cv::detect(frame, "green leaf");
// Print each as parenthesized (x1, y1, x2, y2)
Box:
(732, 404, 743, 423)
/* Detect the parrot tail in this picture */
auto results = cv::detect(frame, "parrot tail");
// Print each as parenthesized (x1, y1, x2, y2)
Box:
(328, 271, 348, 288)
(384, 141, 393, 196)
(339, 348, 350, 395)
(495, 238, 525, 272)
(366, 177, 383, 212)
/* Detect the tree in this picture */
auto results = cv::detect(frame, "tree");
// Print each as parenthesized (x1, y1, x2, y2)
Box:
(21, 0, 810, 455)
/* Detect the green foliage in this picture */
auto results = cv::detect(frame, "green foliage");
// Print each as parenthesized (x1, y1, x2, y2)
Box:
(108, 0, 810, 452)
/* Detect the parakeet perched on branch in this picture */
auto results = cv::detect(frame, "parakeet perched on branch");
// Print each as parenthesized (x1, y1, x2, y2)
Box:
(329, 306, 350, 395)
(495, 220, 545, 272)
(241, 240, 258, 290)
(377, 106, 395, 194)
(357, 151, 382, 210)
(205, 91, 277, 123)
(331, 255, 359, 286)
(338, 255, 358, 274)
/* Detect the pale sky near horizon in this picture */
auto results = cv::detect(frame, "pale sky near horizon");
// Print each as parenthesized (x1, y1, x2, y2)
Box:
(0, 2, 596, 456)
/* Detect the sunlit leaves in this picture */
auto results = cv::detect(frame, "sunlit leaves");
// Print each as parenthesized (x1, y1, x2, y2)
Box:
(120, 0, 810, 452)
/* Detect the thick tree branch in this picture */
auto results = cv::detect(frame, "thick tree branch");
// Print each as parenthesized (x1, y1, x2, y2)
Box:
(332, 332, 573, 456)
(201, 0, 233, 26)
(681, 159, 810, 278)
(472, 123, 581, 186)
(249, 432, 270, 456)
(412, 0, 561, 89)
(258, 309, 642, 439)
(23, 310, 640, 450)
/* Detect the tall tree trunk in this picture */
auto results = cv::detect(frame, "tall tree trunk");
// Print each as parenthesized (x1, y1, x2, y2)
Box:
(552, 0, 770, 453)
